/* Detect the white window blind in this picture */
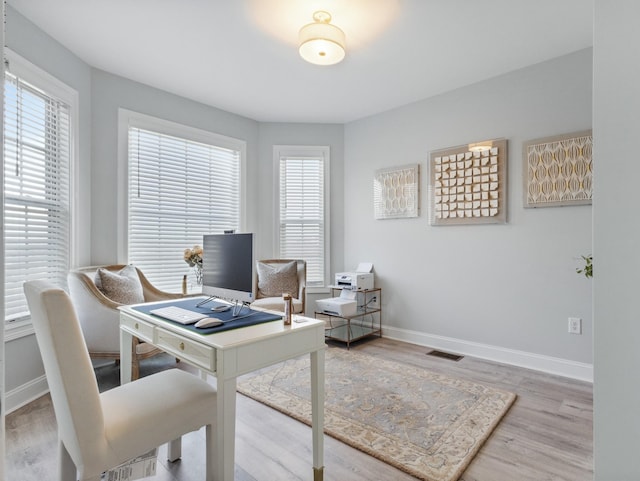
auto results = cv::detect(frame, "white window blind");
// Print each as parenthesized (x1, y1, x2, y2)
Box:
(4, 71, 71, 323)
(128, 126, 242, 291)
(278, 150, 328, 287)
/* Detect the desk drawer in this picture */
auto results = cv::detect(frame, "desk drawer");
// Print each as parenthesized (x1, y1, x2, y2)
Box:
(121, 314, 155, 343)
(156, 327, 216, 372)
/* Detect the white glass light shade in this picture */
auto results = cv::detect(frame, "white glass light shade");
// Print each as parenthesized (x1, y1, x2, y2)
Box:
(298, 12, 346, 66)
(468, 142, 493, 152)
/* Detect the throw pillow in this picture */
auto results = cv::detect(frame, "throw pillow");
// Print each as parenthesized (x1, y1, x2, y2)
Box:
(257, 261, 299, 299)
(95, 264, 145, 305)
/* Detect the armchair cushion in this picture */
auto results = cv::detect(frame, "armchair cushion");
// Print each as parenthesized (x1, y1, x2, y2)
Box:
(257, 260, 298, 299)
(95, 264, 144, 305)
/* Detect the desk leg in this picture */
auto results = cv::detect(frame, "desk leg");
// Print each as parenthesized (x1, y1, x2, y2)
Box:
(120, 328, 133, 385)
(215, 376, 237, 481)
(310, 348, 325, 480)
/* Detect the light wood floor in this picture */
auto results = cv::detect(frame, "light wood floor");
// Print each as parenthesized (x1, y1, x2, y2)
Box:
(6, 338, 593, 481)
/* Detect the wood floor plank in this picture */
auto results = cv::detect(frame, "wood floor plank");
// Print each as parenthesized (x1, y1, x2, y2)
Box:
(6, 338, 592, 481)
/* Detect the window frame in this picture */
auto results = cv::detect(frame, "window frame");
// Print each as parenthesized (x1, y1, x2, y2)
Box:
(117, 109, 247, 284)
(3, 49, 79, 333)
(273, 145, 331, 289)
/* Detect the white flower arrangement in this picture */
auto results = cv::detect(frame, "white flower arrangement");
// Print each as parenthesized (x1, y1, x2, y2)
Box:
(183, 245, 203, 284)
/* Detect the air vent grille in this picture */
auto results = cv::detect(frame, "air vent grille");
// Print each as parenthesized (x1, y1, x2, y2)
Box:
(426, 350, 463, 362)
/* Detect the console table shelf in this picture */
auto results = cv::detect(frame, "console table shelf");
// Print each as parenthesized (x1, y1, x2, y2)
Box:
(315, 287, 382, 348)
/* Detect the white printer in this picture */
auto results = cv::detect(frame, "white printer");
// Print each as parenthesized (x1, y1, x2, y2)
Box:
(316, 289, 358, 317)
(334, 262, 374, 290)
(316, 263, 375, 317)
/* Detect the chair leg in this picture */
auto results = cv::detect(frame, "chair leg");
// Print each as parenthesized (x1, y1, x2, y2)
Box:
(58, 439, 77, 481)
(132, 358, 140, 381)
(132, 337, 140, 380)
(206, 424, 215, 481)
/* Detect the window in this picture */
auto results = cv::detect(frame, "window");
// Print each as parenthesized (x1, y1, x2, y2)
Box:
(121, 111, 246, 292)
(3, 51, 76, 325)
(275, 146, 330, 287)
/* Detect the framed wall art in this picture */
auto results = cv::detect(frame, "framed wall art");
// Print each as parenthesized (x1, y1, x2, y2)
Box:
(373, 164, 420, 219)
(429, 139, 507, 226)
(523, 130, 592, 208)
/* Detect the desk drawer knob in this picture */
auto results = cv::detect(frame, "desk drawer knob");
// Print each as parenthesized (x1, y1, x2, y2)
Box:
(179, 342, 185, 351)
(134, 323, 139, 330)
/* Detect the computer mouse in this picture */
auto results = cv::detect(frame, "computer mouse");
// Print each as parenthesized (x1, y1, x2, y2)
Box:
(211, 305, 231, 313)
(194, 318, 224, 328)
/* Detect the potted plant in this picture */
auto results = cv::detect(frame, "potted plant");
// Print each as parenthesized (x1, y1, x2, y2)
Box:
(576, 254, 593, 278)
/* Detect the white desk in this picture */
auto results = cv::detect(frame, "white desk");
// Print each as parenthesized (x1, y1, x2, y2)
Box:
(119, 299, 326, 481)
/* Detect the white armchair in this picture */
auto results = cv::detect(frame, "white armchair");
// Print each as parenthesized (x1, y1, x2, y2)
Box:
(250, 259, 306, 314)
(68, 265, 184, 380)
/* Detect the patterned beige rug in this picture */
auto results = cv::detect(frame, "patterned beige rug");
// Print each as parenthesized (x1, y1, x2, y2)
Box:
(237, 348, 516, 481)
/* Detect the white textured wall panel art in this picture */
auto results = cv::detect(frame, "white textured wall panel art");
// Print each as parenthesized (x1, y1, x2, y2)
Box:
(373, 164, 420, 219)
(523, 130, 592, 207)
(429, 139, 507, 225)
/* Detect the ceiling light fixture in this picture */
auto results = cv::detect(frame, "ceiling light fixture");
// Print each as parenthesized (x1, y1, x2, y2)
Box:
(468, 141, 493, 152)
(298, 11, 346, 66)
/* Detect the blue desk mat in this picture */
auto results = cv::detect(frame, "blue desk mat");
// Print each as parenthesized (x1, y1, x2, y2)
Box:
(132, 297, 282, 334)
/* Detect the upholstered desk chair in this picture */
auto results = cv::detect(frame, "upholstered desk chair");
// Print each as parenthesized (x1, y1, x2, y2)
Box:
(250, 259, 306, 314)
(24, 280, 217, 481)
(68, 265, 183, 379)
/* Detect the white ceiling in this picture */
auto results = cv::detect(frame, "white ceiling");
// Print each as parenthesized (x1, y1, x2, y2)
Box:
(9, 0, 593, 123)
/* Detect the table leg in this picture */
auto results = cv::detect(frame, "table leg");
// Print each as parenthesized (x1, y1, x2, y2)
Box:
(215, 376, 237, 481)
(310, 348, 325, 480)
(120, 328, 133, 385)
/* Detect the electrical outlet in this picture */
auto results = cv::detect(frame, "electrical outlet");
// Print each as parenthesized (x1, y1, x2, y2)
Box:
(370, 295, 379, 308)
(568, 317, 582, 335)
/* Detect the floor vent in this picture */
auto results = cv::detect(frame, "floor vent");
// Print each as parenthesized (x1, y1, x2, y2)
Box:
(426, 350, 464, 362)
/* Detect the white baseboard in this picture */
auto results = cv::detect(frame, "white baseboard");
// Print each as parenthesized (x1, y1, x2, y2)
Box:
(5, 375, 49, 415)
(382, 325, 593, 383)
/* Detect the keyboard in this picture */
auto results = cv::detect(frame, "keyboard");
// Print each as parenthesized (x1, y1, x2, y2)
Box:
(150, 306, 209, 324)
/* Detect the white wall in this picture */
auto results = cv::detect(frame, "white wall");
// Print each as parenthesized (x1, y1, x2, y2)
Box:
(593, 1, 640, 478)
(344, 49, 593, 378)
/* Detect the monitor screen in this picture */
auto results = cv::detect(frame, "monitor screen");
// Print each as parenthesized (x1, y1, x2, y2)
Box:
(202, 233, 254, 304)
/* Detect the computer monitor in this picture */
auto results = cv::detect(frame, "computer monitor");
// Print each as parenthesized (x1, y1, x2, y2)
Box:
(201, 233, 255, 304)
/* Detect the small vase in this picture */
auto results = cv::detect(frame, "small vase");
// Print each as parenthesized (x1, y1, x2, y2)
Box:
(194, 266, 203, 285)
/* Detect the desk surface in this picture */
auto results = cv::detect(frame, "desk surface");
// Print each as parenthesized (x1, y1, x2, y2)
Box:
(121, 297, 324, 350)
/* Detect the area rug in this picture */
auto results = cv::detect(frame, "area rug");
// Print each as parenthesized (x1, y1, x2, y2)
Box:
(237, 348, 516, 481)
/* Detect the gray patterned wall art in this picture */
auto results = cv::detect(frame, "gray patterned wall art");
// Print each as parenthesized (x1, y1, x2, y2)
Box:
(373, 164, 420, 219)
(429, 139, 507, 225)
(523, 130, 592, 207)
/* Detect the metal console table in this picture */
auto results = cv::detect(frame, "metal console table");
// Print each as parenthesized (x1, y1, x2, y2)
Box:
(316, 287, 382, 349)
